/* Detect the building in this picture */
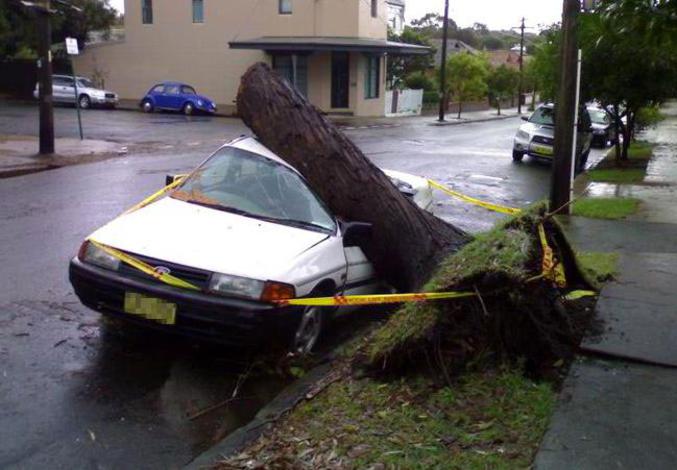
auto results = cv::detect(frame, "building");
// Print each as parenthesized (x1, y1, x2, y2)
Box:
(73, 0, 427, 117)
(386, 0, 405, 35)
(431, 39, 478, 67)
(487, 50, 527, 71)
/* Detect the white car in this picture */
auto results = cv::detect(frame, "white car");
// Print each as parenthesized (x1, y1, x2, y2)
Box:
(69, 137, 432, 354)
(34, 75, 118, 109)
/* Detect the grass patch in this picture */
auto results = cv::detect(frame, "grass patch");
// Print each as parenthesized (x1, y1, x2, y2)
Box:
(218, 367, 556, 469)
(575, 251, 619, 289)
(572, 197, 640, 219)
(625, 141, 654, 160)
(587, 168, 645, 184)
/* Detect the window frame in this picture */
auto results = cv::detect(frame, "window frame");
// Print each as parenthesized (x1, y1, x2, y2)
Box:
(371, 0, 377, 18)
(279, 0, 292, 15)
(192, 0, 204, 23)
(141, 0, 153, 24)
(364, 55, 380, 100)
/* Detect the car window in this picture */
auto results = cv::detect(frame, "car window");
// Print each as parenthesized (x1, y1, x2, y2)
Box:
(589, 109, 610, 125)
(77, 78, 95, 88)
(55, 77, 74, 87)
(165, 85, 180, 95)
(181, 86, 196, 95)
(171, 146, 336, 233)
(151, 85, 164, 93)
(528, 107, 555, 126)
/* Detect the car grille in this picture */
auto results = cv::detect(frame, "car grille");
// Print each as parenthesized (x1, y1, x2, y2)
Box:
(105, 93, 116, 99)
(118, 252, 211, 289)
(532, 135, 554, 145)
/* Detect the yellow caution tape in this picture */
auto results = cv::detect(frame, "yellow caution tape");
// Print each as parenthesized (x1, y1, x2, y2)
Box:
(538, 223, 567, 288)
(428, 180, 522, 216)
(122, 175, 186, 216)
(89, 239, 201, 291)
(563, 290, 597, 301)
(278, 291, 477, 307)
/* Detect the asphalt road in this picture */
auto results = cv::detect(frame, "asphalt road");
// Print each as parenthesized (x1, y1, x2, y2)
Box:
(0, 103, 605, 468)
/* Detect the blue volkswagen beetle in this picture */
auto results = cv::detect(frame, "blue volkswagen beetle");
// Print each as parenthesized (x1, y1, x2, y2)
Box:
(140, 81, 217, 115)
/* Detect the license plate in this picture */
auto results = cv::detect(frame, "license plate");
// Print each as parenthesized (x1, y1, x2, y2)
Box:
(124, 292, 176, 325)
(531, 144, 554, 156)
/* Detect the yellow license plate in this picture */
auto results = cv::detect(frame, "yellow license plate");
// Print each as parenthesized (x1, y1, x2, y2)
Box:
(124, 292, 176, 325)
(531, 144, 553, 156)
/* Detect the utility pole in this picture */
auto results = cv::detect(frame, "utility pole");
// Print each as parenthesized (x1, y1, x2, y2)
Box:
(437, 0, 450, 122)
(517, 17, 525, 114)
(550, 0, 580, 213)
(35, 0, 55, 154)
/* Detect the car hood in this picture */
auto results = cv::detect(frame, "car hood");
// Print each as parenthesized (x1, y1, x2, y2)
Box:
(87, 197, 329, 280)
(195, 94, 214, 104)
(591, 122, 608, 130)
(521, 122, 554, 138)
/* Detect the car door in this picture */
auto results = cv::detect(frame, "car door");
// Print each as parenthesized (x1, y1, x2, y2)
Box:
(163, 84, 182, 111)
(52, 77, 70, 102)
(60, 76, 76, 103)
(342, 245, 379, 297)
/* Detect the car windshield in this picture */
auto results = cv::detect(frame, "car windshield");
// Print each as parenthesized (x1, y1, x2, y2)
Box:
(529, 107, 555, 126)
(171, 145, 336, 233)
(77, 78, 95, 88)
(589, 109, 610, 124)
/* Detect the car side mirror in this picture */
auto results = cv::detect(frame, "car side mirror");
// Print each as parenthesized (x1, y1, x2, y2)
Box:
(521, 116, 529, 121)
(165, 174, 187, 186)
(342, 221, 373, 248)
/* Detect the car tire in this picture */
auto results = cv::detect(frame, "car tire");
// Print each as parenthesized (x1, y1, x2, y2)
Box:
(579, 149, 590, 171)
(512, 150, 525, 162)
(141, 100, 154, 113)
(78, 94, 90, 109)
(291, 288, 333, 355)
(183, 102, 194, 115)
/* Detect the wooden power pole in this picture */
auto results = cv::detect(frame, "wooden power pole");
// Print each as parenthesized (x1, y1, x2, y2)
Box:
(36, 0, 55, 155)
(550, 0, 580, 213)
(437, 0, 450, 122)
(517, 17, 525, 114)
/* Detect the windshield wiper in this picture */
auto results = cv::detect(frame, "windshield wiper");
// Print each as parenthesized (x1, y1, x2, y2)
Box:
(260, 217, 331, 232)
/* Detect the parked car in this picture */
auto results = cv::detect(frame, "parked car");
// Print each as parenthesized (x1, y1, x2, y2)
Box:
(140, 82, 217, 115)
(588, 106, 617, 147)
(512, 103, 593, 170)
(69, 136, 432, 354)
(33, 75, 118, 109)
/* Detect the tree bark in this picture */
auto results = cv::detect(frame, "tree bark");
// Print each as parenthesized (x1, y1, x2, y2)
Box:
(237, 63, 468, 291)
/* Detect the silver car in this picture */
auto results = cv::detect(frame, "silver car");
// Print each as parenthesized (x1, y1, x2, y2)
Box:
(513, 103, 593, 170)
(33, 75, 118, 109)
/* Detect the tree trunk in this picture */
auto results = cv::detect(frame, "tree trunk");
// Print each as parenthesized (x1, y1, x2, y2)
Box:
(457, 101, 462, 119)
(612, 103, 622, 165)
(497, 100, 501, 116)
(236, 63, 468, 291)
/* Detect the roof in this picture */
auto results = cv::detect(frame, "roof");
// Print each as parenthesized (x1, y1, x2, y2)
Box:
(229, 36, 430, 56)
(487, 50, 528, 70)
(431, 39, 478, 66)
(386, 0, 405, 6)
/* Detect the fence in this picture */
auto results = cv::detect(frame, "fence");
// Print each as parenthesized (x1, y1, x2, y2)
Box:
(385, 89, 423, 117)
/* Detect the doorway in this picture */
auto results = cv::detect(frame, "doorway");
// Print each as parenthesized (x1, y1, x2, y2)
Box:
(331, 52, 350, 109)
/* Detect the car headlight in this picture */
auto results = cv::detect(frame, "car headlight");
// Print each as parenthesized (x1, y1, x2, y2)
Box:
(79, 241, 120, 271)
(516, 130, 530, 141)
(197, 99, 203, 106)
(208, 273, 296, 302)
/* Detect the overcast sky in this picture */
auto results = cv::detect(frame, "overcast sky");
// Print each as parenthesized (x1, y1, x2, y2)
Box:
(108, 0, 563, 31)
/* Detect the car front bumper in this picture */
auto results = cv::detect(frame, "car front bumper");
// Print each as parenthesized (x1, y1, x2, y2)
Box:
(69, 258, 302, 345)
(91, 95, 119, 106)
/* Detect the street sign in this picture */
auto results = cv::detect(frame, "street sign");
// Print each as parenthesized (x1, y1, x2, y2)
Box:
(65, 37, 79, 55)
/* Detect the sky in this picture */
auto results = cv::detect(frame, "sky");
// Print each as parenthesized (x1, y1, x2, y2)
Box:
(108, 0, 563, 31)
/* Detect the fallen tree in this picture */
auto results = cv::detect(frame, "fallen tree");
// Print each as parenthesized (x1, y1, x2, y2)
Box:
(237, 63, 467, 292)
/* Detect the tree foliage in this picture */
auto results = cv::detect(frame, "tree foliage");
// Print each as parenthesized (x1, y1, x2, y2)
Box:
(387, 27, 436, 88)
(487, 64, 519, 115)
(0, 0, 118, 58)
(445, 53, 489, 118)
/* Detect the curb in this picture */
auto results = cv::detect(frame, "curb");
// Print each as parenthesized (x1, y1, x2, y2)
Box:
(184, 361, 335, 469)
(428, 114, 519, 127)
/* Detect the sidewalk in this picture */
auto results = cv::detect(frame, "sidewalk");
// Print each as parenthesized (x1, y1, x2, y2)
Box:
(0, 135, 127, 178)
(534, 102, 677, 468)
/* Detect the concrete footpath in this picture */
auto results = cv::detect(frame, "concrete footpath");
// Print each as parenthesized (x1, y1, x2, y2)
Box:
(534, 102, 677, 469)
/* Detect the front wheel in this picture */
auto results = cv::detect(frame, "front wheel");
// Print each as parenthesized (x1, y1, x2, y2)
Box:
(182, 102, 194, 115)
(291, 304, 329, 355)
(78, 94, 91, 109)
(512, 150, 525, 162)
(141, 100, 154, 113)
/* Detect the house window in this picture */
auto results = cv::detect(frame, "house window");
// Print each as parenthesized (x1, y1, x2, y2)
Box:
(371, 0, 377, 18)
(192, 0, 204, 23)
(273, 54, 308, 96)
(364, 55, 380, 99)
(141, 0, 153, 24)
(279, 0, 292, 14)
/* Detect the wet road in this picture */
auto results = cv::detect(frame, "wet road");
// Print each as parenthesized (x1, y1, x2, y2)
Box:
(0, 103, 605, 468)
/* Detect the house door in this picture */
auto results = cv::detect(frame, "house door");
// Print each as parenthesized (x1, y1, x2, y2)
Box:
(331, 52, 349, 109)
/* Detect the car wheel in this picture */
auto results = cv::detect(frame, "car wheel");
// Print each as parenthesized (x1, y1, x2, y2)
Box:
(292, 304, 329, 355)
(183, 102, 194, 115)
(78, 94, 90, 109)
(141, 100, 154, 113)
(512, 150, 525, 162)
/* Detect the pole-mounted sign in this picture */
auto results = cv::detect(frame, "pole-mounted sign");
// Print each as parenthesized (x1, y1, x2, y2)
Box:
(65, 37, 83, 140)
